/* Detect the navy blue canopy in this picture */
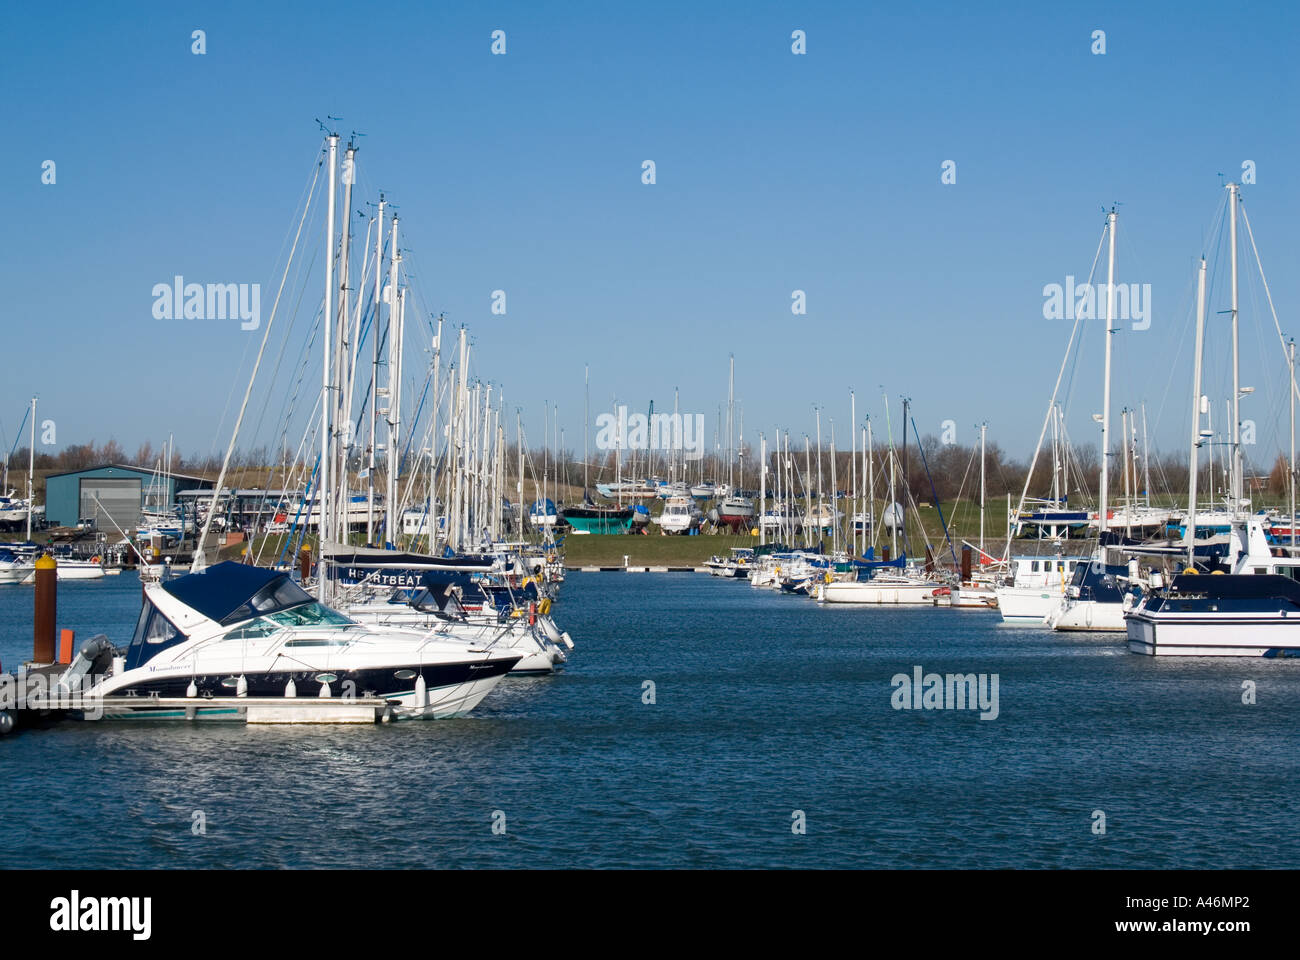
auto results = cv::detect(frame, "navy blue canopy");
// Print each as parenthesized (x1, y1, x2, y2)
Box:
(163, 561, 289, 624)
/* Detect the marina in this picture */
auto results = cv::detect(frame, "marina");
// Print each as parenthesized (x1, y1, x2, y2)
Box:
(7, 6, 1300, 931)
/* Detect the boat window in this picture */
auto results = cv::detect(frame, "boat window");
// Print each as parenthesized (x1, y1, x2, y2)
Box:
(220, 576, 314, 625)
(266, 602, 356, 627)
(1254, 567, 1268, 576)
(282, 636, 352, 647)
(1031, 561, 1040, 573)
(125, 602, 186, 670)
(224, 619, 281, 641)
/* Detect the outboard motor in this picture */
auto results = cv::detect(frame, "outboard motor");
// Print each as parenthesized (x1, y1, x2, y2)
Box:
(57, 634, 118, 695)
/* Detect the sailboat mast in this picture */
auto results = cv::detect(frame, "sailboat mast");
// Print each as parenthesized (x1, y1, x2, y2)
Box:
(383, 215, 401, 547)
(759, 433, 767, 546)
(1098, 208, 1117, 542)
(27, 396, 35, 542)
(335, 141, 355, 542)
(318, 133, 339, 597)
(850, 391, 857, 554)
(815, 406, 823, 536)
(584, 365, 589, 495)
(1228, 182, 1243, 510)
(866, 419, 875, 550)
(979, 421, 986, 555)
(367, 195, 385, 545)
(727, 355, 735, 491)
(1291, 338, 1296, 551)
(1187, 258, 1207, 568)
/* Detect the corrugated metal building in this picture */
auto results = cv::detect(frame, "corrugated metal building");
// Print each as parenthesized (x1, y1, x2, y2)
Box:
(44, 464, 212, 533)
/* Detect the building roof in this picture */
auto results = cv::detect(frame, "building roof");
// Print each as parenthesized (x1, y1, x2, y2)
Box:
(44, 463, 213, 485)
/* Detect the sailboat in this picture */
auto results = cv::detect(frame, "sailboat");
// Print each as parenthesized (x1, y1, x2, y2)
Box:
(1128, 185, 1300, 655)
(714, 355, 755, 531)
(1048, 208, 1130, 632)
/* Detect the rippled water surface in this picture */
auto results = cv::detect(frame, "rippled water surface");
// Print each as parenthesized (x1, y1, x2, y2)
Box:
(3, 571, 1299, 868)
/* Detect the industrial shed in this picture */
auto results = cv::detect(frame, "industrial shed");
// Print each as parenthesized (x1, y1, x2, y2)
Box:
(44, 464, 212, 534)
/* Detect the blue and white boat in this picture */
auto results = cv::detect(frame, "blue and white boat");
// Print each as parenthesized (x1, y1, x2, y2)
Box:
(67, 561, 520, 719)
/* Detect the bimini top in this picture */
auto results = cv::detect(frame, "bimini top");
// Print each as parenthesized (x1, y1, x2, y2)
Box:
(162, 561, 309, 625)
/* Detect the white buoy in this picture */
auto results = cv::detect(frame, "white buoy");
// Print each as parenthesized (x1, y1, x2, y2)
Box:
(236, 675, 248, 698)
(414, 673, 427, 709)
(186, 679, 198, 698)
(284, 677, 297, 698)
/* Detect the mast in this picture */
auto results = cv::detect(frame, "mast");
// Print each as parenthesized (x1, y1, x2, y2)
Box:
(367, 195, 385, 545)
(1122, 408, 1132, 537)
(829, 420, 838, 553)
(318, 132, 339, 599)
(26, 396, 35, 542)
(1098, 208, 1117, 545)
(1284, 335, 1294, 548)
(815, 405, 823, 534)
(335, 141, 355, 542)
(583, 365, 589, 497)
(759, 433, 767, 546)
(866, 419, 875, 551)
(850, 390, 857, 554)
(431, 316, 442, 550)
(727, 355, 735, 492)
(979, 421, 987, 556)
(1187, 258, 1207, 568)
(1141, 403, 1151, 508)
(1228, 182, 1243, 511)
(383, 214, 401, 547)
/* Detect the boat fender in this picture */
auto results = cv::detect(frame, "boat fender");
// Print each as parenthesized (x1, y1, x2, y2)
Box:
(0, 710, 13, 735)
(284, 678, 297, 698)
(539, 614, 563, 644)
(528, 602, 536, 626)
(186, 679, 198, 698)
(236, 675, 248, 698)
(560, 631, 574, 650)
(414, 673, 427, 709)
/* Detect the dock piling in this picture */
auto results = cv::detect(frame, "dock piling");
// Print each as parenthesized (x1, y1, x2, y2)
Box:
(34, 554, 57, 665)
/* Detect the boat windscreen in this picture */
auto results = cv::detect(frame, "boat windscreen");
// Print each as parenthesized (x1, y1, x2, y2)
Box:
(219, 576, 314, 625)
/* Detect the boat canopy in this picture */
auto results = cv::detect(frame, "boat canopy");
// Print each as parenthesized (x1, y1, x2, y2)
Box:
(163, 561, 310, 625)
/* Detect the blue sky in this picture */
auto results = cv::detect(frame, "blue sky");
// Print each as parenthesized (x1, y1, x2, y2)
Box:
(3, 0, 1299, 475)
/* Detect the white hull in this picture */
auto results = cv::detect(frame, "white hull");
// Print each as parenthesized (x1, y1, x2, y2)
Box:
(56, 562, 106, 581)
(994, 585, 1064, 622)
(0, 564, 35, 585)
(1126, 612, 1300, 657)
(949, 585, 998, 608)
(1048, 598, 1126, 632)
(818, 579, 941, 605)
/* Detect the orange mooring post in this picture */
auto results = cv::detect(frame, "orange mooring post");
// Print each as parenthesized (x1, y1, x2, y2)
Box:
(299, 545, 312, 582)
(34, 553, 57, 664)
(59, 629, 75, 664)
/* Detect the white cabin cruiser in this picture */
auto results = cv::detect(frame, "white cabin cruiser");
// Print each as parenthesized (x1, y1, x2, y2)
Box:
(74, 561, 520, 720)
(656, 496, 701, 535)
(1126, 517, 1300, 656)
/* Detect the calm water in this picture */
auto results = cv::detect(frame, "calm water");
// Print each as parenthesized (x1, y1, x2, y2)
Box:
(2, 571, 1299, 869)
